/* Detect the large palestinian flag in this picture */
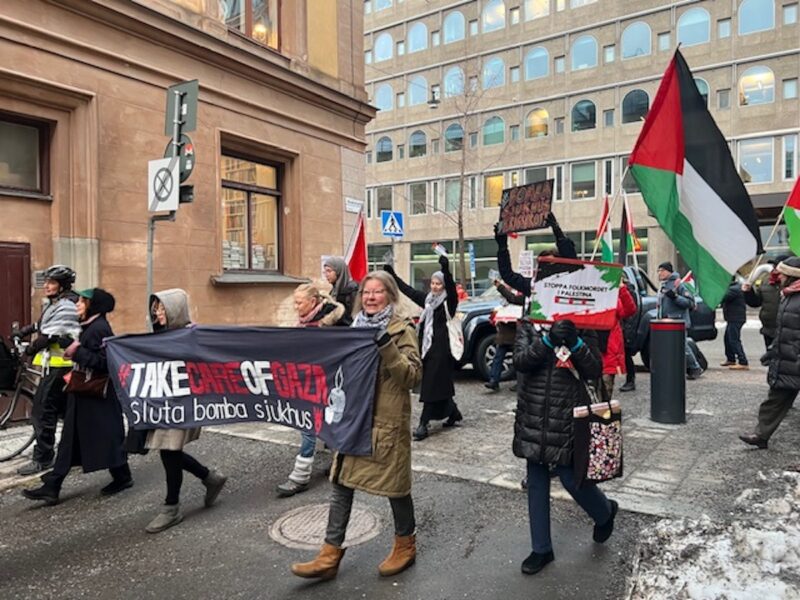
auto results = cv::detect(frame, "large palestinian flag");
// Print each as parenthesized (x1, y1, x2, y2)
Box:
(629, 50, 762, 308)
(784, 177, 800, 257)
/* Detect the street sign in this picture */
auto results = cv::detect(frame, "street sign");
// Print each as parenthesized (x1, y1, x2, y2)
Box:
(381, 210, 404, 238)
(164, 79, 198, 136)
(163, 134, 195, 183)
(148, 157, 179, 212)
(468, 242, 476, 278)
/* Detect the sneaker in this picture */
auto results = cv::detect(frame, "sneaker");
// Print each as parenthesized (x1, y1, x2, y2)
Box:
(520, 476, 528, 490)
(17, 459, 54, 477)
(145, 504, 183, 534)
(101, 477, 134, 496)
(484, 381, 499, 391)
(22, 485, 59, 506)
(412, 424, 429, 441)
(729, 364, 749, 370)
(593, 500, 618, 543)
(619, 381, 635, 393)
(687, 368, 702, 380)
(202, 470, 228, 507)
(521, 550, 554, 575)
(276, 479, 309, 498)
(720, 360, 735, 367)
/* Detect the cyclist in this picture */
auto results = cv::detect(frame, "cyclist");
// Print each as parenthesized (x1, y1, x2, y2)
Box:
(11, 265, 81, 476)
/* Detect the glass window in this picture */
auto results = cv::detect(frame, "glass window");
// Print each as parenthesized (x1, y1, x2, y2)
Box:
(621, 156, 639, 192)
(557, 0, 565, 10)
(366, 151, 372, 164)
(571, 99, 596, 131)
(397, 92, 405, 107)
(784, 78, 799, 99)
(445, 123, 464, 152)
(554, 56, 565, 73)
(718, 18, 731, 38)
(482, 0, 506, 32)
(525, 108, 549, 138)
(409, 182, 427, 214)
(510, 124, 520, 141)
(604, 45, 615, 63)
(431, 84, 441, 102)
(525, 47, 549, 80)
(365, 50, 372, 64)
(376, 186, 392, 214)
(739, 66, 775, 105)
(484, 173, 505, 207)
(621, 22, 651, 59)
(221, 154, 281, 271)
(604, 159, 614, 195)
(555, 165, 564, 200)
(525, 0, 549, 19)
(524, 166, 547, 184)
(374, 84, 393, 111)
(469, 76, 478, 91)
(739, 137, 774, 183)
(483, 57, 506, 89)
(469, 132, 478, 147)
(445, 179, 461, 212)
(571, 35, 598, 71)
(365, 1, 372, 15)
(510, 7, 520, 24)
(221, 0, 280, 50)
(367, 244, 392, 272)
(432, 30, 440, 46)
(375, 0, 392, 11)
(376, 136, 393, 162)
(785, 3, 799, 24)
(784, 135, 798, 179)
(432, 139, 440, 154)
(483, 116, 505, 145)
(397, 40, 405, 55)
(555, 117, 565, 134)
(0, 116, 46, 193)
(408, 22, 428, 53)
(510, 66, 520, 82)
(622, 89, 649, 123)
(444, 67, 465, 97)
(510, 171, 519, 186)
(677, 8, 710, 46)
(444, 11, 466, 43)
(469, 19, 479, 35)
(718, 88, 731, 109)
(603, 108, 614, 127)
(571, 0, 597, 6)
(571, 162, 596, 199)
(739, 0, 775, 35)
(658, 32, 670, 51)
(408, 75, 428, 106)
(409, 131, 427, 158)
(469, 176, 477, 208)
(695, 78, 709, 105)
(374, 32, 393, 61)
(397, 144, 405, 160)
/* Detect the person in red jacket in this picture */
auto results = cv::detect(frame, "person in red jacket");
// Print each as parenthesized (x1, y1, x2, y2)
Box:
(601, 284, 637, 400)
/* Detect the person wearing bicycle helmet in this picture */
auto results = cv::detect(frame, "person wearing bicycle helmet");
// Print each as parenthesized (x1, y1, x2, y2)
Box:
(12, 264, 81, 476)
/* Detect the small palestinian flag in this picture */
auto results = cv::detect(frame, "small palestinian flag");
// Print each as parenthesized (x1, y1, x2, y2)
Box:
(784, 177, 800, 257)
(619, 193, 642, 265)
(682, 271, 697, 296)
(629, 50, 762, 308)
(596, 195, 614, 263)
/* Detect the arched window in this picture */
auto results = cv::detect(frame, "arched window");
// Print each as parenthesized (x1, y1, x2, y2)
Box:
(571, 35, 598, 71)
(677, 8, 710, 46)
(739, 0, 775, 35)
(621, 22, 651, 59)
(408, 22, 428, 53)
(374, 32, 393, 62)
(376, 136, 393, 162)
(694, 78, 709, 106)
(482, 0, 506, 33)
(483, 57, 506, 89)
(739, 66, 775, 105)
(374, 84, 393, 111)
(525, 108, 549, 138)
(408, 75, 428, 106)
(375, 0, 392, 11)
(525, 0, 549, 20)
(622, 90, 649, 123)
(444, 67, 465, 97)
(524, 47, 549, 80)
(443, 11, 465, 43)
(571, 100, 596, 131)
(409, 130, 427, 157)
(483, 116, 505, 145)
(445, 123, 464, 152)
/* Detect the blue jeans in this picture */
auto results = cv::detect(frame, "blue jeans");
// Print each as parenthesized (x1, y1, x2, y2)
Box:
(724, 321, 748, 365)
(685, 339, 701, 371)
(489, 344, 511, 384)
(526, 461, 612, 554)
(300, 432, 316, 458)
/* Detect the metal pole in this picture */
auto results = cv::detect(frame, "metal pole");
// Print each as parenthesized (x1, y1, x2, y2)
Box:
(590, 165, 629, 261)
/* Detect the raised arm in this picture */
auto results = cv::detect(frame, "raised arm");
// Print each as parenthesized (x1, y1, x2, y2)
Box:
(495, 223, 532, 296)
(383, 264, 427, 307)
(546, 213, 578, 260)
(439, 255, 459, 315)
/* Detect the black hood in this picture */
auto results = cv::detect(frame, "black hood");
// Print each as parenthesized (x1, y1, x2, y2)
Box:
(85, 288, 116, 318)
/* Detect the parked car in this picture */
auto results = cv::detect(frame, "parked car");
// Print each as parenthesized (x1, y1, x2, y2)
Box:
(457, 266, 717, 380)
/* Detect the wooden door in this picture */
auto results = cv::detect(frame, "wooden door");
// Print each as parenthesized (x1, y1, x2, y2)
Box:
(0, 242, 31, 338)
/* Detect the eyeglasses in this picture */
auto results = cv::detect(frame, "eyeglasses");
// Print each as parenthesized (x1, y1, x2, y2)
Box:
(361, 289, 387, 296)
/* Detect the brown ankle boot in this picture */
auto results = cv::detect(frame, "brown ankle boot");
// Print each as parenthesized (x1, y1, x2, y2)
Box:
(378, 534, 416, 577)
(291, 543, 345, 580)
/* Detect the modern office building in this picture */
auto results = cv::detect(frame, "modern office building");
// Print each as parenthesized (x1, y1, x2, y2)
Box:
(363, 0, 799, 291)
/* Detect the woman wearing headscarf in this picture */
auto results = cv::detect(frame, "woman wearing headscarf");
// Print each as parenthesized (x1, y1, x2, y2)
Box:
(291, 270, 422, 580)
(384, 255, 462, 441)
(277, 284, 345, 497)
(144, 289, 227, 534)
(22, 288, 132, 505)
(324, 257, 359, 326)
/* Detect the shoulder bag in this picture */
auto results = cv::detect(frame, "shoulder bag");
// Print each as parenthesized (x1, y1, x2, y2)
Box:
(63, 368, 109, 399)
(444, 303, 465, 361)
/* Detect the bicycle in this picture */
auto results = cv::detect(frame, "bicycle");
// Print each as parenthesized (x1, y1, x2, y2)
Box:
(0, 334, 41, 462)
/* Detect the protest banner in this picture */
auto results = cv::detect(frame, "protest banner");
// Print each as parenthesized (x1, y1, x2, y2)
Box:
(106, 326, 379, 456)
(529, 257, 623, 330)
(518, 250, 534, 278)
(497, 179, 554, 235)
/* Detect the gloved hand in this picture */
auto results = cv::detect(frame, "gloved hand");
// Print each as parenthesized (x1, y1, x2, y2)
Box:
(493, 222, 508, 250)
(665, 289, 677, 299)
(24, 344, 36, 357)
(382, 263, 396, 276)
(549, 319, 578, 349)
(11, 323, 35, 340)
(57, 335, 74, 349)
(375, 327, 391, 348)
(760, 350, 775, 366)
(545, 212, 563, 234)
(438, 254, 449, 270)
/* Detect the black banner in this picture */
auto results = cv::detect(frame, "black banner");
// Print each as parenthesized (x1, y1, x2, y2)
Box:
(497, 179, 554, 234)
(105, 327, 380, 456)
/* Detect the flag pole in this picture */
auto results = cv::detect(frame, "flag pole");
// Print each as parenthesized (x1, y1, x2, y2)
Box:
(590, 165, 629, 261)
(747, 211, 783, 281)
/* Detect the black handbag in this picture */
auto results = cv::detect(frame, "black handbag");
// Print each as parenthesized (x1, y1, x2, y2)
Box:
(124, 428, 149, 455)
(63, 369, 109, 399)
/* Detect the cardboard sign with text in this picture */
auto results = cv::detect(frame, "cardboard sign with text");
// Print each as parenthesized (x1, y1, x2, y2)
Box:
(497, 180, 554, 235)
(529, 257, 623, 330)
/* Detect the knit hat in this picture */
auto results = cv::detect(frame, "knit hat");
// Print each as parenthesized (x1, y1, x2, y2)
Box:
(657, 261, 674, 272)
(776, 257, 800, 279)
(77, 288, 116, 317)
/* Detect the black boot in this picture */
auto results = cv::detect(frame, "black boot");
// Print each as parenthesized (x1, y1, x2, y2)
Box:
(22, 485, 59, 506)
(443, 406, 463, 428)
(619, 380, 635, 392)
(521, 550, 554, 575)
(412, 423, 429, 441)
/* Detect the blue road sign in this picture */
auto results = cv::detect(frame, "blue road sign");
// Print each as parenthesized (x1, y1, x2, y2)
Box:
(381, 211, 404, 238)
(468, 242, 476, 277)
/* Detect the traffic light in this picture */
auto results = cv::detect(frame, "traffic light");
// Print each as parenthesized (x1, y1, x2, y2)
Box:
(179, 185, 194, 204)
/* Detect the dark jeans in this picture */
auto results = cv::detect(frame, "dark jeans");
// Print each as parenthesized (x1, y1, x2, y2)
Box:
(325, 483, 415, 547)
(42, 463, 131, 493)
(489, 344, 512, 384)
(624, 349, 635, 384)
(31, 367, 70, 464)
(526, 461, 612, 554)
(724, 321, 748, 365)
(160, 450, 209, 505)
(755, 387, 799, 441)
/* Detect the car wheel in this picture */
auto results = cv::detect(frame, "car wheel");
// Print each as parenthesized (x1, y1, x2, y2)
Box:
(475, 334, 515, 382)
(640, 341, 650, 371)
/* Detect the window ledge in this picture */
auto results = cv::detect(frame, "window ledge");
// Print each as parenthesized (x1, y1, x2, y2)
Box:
(0, 189, 53, 202)
(211, 272, 310, 286)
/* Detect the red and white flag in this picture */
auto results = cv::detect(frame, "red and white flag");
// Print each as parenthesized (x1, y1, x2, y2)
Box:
(345, 209, 368, 282)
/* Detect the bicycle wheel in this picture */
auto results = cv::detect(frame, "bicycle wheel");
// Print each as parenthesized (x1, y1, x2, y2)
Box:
(0, 367, 39, 461)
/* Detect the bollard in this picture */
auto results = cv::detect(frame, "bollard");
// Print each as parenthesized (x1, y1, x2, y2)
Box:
(650, 319, 686, 424)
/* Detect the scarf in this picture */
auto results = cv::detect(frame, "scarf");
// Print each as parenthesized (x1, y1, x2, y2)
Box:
(325, 257, 353, 301)
(419, 273, 448, 358)
(351, 305, 394, 329)
(39, 297, 81, 338)
(781, 279, 800, 297)
(297, 300, 325, 326)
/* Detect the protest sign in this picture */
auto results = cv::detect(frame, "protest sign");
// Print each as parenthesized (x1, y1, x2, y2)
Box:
(497, 180, 554, 235)
(106, 327, 379, 455)
(518, 250, 534, 278)
(529, 257, 623, 330)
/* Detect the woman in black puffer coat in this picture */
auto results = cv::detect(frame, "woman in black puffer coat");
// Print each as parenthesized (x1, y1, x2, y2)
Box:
(513, 319, 617, 576)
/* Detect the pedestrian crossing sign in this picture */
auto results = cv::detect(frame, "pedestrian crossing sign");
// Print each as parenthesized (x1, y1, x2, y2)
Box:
(381, 210, 404, 238)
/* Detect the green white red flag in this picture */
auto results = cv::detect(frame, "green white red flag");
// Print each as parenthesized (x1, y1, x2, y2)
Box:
(618, 193, 642, 265)
(783, 177, 800, 257)
(596, 195, 614, 263)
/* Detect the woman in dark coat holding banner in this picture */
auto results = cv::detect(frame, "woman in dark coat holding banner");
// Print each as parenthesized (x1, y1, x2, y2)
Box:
(384, 255, 462, 441)
(22, 288, 132, 505)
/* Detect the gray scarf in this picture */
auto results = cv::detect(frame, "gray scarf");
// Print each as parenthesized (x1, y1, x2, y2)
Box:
(351, 305, 394, 329)
(325, 257, 353, 301)
(419, 273, 447, 358)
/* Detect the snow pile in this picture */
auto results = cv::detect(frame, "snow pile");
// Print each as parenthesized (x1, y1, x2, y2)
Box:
(626, 470, 800, 600)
